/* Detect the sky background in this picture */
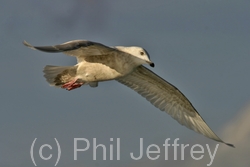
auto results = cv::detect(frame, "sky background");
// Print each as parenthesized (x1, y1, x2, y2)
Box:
(1, 0, 250, 167)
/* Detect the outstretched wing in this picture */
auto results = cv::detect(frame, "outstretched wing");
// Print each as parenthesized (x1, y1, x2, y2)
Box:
(117, 66, 234, 147)
(23, 40, 115, 62)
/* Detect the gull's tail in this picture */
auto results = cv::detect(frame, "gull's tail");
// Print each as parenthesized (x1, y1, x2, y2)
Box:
(43, 65, 77, 87)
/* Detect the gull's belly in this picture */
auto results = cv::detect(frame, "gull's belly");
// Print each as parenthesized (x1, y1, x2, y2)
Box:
(76, 62, 133, 82)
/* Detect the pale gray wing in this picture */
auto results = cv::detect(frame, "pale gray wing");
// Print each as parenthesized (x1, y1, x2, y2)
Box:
(117, 66, 234, 147)
(23, 40, 115, 62)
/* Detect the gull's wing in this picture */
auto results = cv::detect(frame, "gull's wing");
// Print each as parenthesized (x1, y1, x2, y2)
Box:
(23, 40, 115, 62)
(117, 66, 234, 147)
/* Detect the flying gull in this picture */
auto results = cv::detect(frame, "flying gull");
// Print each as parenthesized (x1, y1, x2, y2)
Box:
(23, 40, 234, 147)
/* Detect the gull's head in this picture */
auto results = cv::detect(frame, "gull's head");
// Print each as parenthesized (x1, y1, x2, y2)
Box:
(116, 46, 154, 67)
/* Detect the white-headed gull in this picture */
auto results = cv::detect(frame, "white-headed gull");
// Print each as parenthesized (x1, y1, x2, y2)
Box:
(23, 40, 234, 147)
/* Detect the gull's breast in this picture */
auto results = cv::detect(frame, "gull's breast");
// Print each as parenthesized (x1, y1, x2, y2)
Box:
(76, 52, 136, 82)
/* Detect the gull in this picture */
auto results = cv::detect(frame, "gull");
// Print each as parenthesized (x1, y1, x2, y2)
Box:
(23, 40, 234, 147)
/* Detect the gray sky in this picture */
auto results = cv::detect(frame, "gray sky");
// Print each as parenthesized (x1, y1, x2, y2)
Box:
(1, 0, 250, 166)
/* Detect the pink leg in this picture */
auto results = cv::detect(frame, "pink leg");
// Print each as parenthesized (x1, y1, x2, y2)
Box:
(61, 79, 84, 91)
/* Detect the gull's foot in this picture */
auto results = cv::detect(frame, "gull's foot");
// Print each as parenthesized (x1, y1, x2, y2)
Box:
(61, 79, 84, 91)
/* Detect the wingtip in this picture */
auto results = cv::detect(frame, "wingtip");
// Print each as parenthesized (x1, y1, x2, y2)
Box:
(23, 40, 36, 50)
(224, 142, 235, 148)
(23, 40, 30, 46)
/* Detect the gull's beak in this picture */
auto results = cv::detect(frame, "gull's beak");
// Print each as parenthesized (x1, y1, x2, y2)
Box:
(147, 61, 155, 67)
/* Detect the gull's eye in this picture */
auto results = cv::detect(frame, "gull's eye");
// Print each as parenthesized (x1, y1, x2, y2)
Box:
(140, 51, 144, 55)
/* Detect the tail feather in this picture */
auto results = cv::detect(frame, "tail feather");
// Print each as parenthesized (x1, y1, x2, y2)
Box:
(43, 65, 77, 87)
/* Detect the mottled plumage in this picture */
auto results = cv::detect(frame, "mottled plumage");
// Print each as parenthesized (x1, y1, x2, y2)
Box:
(23, 40, 234, 147)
